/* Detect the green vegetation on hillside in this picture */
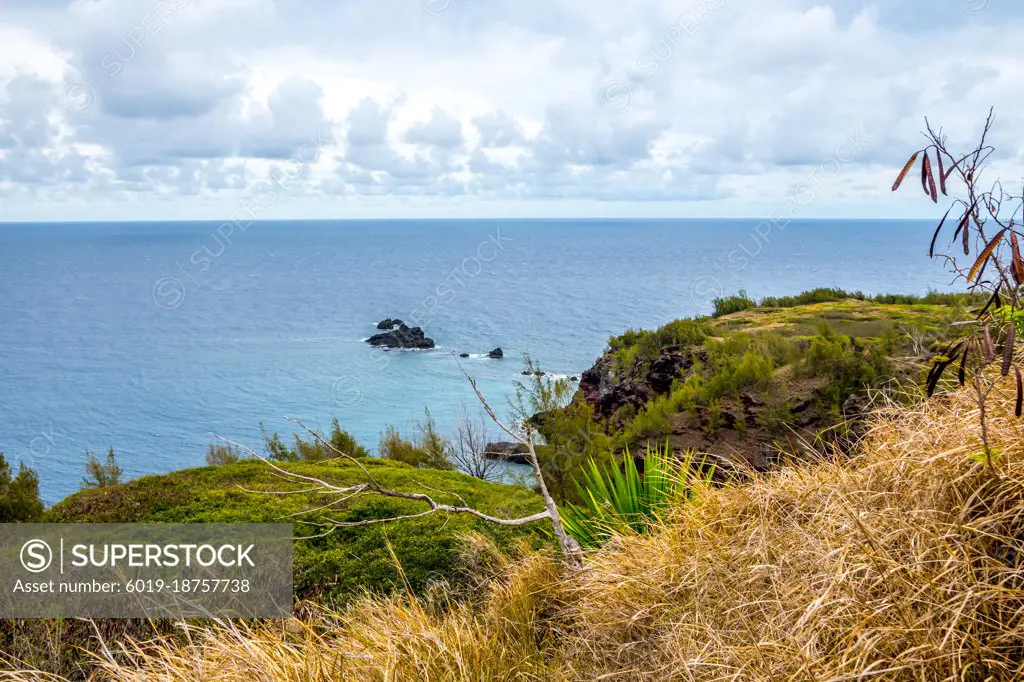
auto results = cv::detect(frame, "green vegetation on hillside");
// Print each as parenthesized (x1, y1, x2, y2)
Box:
(263, 417, 370, 461)
(82, 385, 1024, 681)
(710, 287, 984, 318)
(378, 409, 454, 470)
(563, 291, 979, 476)
(0, 453, 43, 522)
(46, 457, 547, 606)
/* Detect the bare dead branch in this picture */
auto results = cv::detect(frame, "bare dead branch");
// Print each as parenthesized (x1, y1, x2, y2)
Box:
(454, 353, 584, 567)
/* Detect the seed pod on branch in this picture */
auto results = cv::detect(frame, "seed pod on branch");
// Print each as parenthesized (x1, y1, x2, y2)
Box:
(1003, 322, 1016, 377)
(958, 343, 970, 386)
(968, 228, 1007, 283)
(920, 152, 930, 196)
(1011, 232, 1024, 285)
(937, 152, 947, 196)
(984, 325, 996, 363)
(923, 153, 938, 202)
(892, 152, 919, 191)
(960, 213, 971, 255)
(929, 206, 953, 258)
(1016, 365, 1023, 418)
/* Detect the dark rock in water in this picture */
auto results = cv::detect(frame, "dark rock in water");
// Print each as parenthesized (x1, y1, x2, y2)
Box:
(459, 352, 470, 358)
(376, 318, 404, 330)
(366, 323, 435, 350)
(522, 370, 546, 376)
(488, 347, 504, 359)
(483, 441, 530, 465)
(570, 376, 579, 382)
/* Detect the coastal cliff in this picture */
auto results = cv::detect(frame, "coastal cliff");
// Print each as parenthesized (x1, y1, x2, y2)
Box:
(561, 290, 974, 472)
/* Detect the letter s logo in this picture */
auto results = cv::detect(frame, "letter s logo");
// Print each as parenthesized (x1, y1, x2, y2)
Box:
(20, 539, 52, 573)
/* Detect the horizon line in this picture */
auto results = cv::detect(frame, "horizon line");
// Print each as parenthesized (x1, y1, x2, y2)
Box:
(0, 216, 939, 225)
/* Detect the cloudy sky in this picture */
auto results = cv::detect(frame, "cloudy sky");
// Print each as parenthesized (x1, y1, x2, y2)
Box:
(0, 0, 1021, 221)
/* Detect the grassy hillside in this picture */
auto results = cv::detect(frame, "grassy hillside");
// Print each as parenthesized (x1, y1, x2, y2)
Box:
(74, 383, 1024, 681)
(45, 457, 548, 604)
(566, 289, 978, 475)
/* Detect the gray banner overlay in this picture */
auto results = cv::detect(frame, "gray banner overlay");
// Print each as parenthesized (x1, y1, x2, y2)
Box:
(0, 524, 293, 618)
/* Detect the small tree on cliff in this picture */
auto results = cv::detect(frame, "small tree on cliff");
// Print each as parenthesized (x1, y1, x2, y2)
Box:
(892, 108, 1023, 468)
(0, 454, 44, 522)
(82, 447, 123, 489)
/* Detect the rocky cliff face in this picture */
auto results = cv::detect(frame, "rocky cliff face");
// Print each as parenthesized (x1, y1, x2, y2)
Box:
(578, 346, 701, 423)
(572, 345, 864, 473)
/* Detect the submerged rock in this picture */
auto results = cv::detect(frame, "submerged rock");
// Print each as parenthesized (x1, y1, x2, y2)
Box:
(488, 347, 504, 359)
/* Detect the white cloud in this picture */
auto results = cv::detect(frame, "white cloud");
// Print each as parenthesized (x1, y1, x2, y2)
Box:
(0, 0, 1022, 220)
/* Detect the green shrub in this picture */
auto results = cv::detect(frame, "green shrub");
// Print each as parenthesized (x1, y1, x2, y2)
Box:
(734, 409, 748, 437)
(205, 442, 243, 466)
(263, 418, 369, 462)
(652, 319, 710, 348)
(609, 320, 709, 377)
(749, 287, 979, 309)
(711, 352, 773, 398)
(378, 409, 453, 470)
(706, 400, 725, 432)
(379, 426, 452, 470)
(758, 385, 795, 433)
(562, 444, 715, 549)
(614, 403, 637, 422)
(417, 408, 451, 469)
(0, 454, 44, 522)
(802, 325, 891, 414)
(513, 362, 616, 503)
(82, 447, 123, 489)
(625, 395, 675, 440)
(712, 290, 756, 317)
(759, 287, 862, 308)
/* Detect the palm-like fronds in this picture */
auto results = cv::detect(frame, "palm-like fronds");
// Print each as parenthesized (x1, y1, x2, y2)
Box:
(561, 443, 716, 548)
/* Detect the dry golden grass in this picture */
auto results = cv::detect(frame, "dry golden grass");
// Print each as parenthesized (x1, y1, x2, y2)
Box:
(6, 385, 1024, 681)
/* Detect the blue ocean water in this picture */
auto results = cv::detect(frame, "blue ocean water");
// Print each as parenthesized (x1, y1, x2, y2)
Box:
(0, 218, 952, 503)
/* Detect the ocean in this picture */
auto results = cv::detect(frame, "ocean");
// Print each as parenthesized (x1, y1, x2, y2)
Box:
(0, 218, 952, 503)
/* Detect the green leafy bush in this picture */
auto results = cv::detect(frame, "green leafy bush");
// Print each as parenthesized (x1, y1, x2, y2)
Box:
(378, 429, 452, 471)
(624, 394, 675, 440)
(759, 287, 863, 308)
(712, 290, 756, 317)
(378, 409, 454, 470)
(802, 325, 891, 414)
(609, 319, 709, 376)
(758, 385, 796, 433)
(82, 447, 123, 489)
(703, 350, 774, 401)
(263, 418, 369, 462)
(0, 454, 44, 522)
(562, 444, 715, 548)
(205, 442, 243, 466)
(708, 287, 981, 311)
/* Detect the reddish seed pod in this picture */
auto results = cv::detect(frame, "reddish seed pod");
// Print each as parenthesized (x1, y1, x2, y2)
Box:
(1003, 322, 1016, 377)
(983, 325, 996, 363)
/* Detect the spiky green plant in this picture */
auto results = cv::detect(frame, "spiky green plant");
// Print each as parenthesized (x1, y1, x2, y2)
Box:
(561, 443, 715, 548)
